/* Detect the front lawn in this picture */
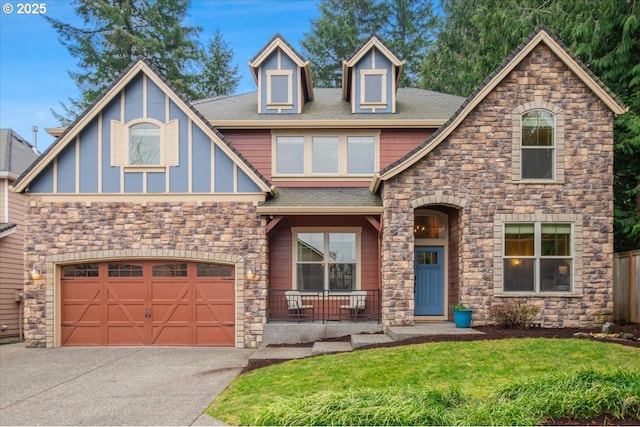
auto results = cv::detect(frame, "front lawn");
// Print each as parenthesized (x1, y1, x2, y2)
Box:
(208, 338, 640, 425)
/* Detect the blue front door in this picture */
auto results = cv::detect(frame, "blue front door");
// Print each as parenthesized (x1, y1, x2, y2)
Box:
(414, 246, 445, 316)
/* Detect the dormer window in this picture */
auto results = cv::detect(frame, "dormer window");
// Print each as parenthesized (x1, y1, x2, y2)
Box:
(129, 123, 161, 165)
(361, 70, 387, 106)
(266, 70, 293, 107)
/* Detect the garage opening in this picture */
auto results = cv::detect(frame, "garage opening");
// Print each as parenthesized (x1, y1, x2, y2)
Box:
(61, 261, 235, 346)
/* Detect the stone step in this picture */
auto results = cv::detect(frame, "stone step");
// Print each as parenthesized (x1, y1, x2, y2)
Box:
(351, 333, 394, 349)
(311, 341, 353, 355)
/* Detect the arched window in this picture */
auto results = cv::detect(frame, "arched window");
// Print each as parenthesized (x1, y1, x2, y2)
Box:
(521, 110, 554, 179)
(129, 122, 161, 165)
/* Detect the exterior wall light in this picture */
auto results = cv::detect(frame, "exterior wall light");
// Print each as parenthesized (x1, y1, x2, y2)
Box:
(30, 267, 42, 281)
(245, 265, 256, 281)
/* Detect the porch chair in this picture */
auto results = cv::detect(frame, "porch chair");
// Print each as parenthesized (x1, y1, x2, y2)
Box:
(285, 291, 314, 322)
(339, 291, 368, 322)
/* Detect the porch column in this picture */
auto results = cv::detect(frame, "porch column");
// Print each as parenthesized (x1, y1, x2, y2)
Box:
(380, 186, 415, 327)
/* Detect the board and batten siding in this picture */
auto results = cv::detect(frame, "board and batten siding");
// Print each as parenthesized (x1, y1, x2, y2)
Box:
(26, 73, 261, 195)
(0, 179, 26, 340)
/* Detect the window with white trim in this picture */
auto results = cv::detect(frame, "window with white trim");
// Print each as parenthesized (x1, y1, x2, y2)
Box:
(275, 136, 304, 174)
(130, 123, 160, 165)
(503, 223, 572, 293)
(274, 133, 378, 177)
(295, 230, 359, 291)
(111, 119, 179, 169)
(360, 69, 387, 106)
(266, 70, 293, 107)
(521, 109, 555, 180)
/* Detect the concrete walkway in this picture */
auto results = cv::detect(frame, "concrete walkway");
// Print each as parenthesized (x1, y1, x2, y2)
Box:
(252, 322, 484, 361)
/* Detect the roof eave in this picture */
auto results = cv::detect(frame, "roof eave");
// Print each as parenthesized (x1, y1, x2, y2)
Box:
(210, 119, 448, 129)
(256, 206, 383, 215)
(379, 27, 628, 182)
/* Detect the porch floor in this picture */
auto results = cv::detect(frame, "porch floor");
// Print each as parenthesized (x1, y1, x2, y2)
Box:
(254, 322, 484, 360)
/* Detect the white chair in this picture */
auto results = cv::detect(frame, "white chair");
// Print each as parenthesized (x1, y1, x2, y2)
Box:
(339, 291, 368, 322)
(285, 291, 314, 321)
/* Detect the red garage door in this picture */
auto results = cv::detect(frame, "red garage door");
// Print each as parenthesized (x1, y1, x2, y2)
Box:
(61, 261, 235, 346)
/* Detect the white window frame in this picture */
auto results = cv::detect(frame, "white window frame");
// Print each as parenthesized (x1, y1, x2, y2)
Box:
(272, 131, 379, 178)
(360, 69, 387, 107)
(292, 227, 362, 293)
(266, 69, 293, 108)
(111, 118, 179, 171)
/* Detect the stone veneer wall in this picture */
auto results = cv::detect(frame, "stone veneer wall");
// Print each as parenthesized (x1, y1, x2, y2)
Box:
(23, 200, 267, 348)
(381, 44, 615, 328)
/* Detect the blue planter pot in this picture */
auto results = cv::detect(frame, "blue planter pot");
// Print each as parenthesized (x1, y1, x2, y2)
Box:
(453, 310, 473, 328)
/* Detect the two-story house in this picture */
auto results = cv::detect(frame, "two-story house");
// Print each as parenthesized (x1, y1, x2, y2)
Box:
(1, 129, 39, 341)
(13, 27, 627, 348)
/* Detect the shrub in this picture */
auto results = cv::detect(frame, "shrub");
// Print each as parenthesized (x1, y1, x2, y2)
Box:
(488, 299, 540, 328)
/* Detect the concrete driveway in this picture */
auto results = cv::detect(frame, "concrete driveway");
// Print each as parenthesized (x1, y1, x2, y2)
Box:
(0, 343, 254, 426)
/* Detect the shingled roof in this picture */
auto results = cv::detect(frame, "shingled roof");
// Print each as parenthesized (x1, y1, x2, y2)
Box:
(0, 129, 38, 180)
(193, 88, 465, 126)
(257, 187, 382, 214)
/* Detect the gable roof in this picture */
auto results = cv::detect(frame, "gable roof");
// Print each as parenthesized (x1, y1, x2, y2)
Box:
(372, 26, 628, 190)
(13, 59, 272, 194)
(248, 33, 314, 102)
(342, 35, 405, 102)
(0, 129, 38, 180)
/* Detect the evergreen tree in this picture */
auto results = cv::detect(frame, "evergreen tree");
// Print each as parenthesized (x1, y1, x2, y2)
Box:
(419, 0, 639, 250)
(383, 0, 437, 87)
(195, 28, 240, 98)
(300, 0, 388, 88)
(46, 0, 239, 121)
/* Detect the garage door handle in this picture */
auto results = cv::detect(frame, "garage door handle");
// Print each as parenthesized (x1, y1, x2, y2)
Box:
(222, 322, 235, 326)
(61, 322, 74, 326)
(144, 308, 152, 319)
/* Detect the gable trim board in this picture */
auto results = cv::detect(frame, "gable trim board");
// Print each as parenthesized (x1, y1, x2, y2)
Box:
(371, 27, 628, 191)
(248, 34, 314, 103)
(341, 35, 405, 102)
(12, 60, 272, 194)
(208, 119, 448, 129)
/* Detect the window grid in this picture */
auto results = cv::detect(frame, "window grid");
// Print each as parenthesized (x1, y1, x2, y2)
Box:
(294, 230, 359, 292)
(503, 223, 572, 293)
(274, 134, 378, 176)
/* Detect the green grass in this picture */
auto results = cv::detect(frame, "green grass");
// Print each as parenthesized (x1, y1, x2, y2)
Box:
(208, 338, 640, 425)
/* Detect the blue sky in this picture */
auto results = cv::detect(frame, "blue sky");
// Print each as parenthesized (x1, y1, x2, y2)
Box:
(0, 0, 319, 151)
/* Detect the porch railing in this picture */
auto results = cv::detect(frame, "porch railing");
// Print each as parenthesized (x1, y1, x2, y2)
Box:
(268, 289, 381, 323)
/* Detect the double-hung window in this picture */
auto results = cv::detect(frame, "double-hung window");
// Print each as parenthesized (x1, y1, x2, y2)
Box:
(521, 109, 555, 180)
(503, 223, 572, 293)
(295, 230, 359, 291)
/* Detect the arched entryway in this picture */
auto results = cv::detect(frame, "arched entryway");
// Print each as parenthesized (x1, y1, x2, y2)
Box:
(413, 205, 462, 321)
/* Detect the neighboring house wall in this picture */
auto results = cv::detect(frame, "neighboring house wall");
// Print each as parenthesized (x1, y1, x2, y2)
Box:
(0, 178, 26, 339)
(381, 43, 614, 327)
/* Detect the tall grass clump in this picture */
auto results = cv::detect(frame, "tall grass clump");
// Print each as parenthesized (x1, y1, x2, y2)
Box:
(465, 369, 640, 426)
(244, 387, 467, 426)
